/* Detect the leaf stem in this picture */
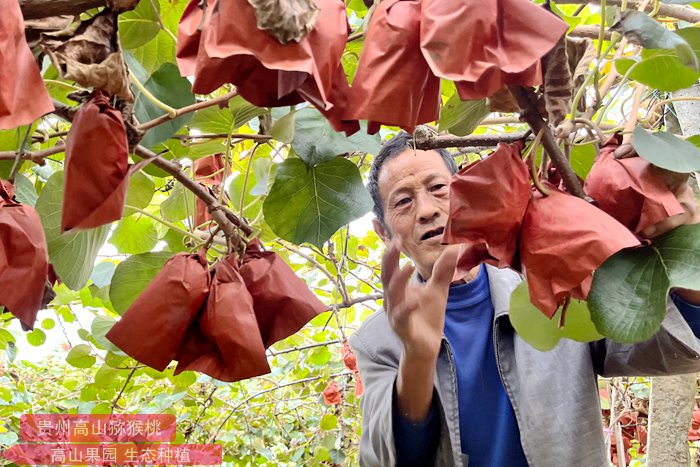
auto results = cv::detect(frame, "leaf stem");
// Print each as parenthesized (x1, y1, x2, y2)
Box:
(129, 70, 177, 118)
(123, 204, 200, 240)
(9, 124, 34, 184)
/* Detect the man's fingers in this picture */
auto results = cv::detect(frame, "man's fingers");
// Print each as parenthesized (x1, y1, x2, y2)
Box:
(428, 245, 460, 288)
(641, 210, 693, 238)
(380, 240, 401, 287)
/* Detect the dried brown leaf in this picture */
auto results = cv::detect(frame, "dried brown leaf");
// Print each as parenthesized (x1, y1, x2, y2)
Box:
(541, 34, 572, 128)
(488, 87, 520, 113)
(247, 0, 320, 44)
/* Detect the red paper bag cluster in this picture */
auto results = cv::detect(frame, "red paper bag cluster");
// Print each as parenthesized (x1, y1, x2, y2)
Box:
(62, 90, 130, 232)
(107, 241, 327, 382)
(347, 0, 567, 133)
(106, 252, 211, 372)
(0, 0, 53, 129)
(444, 142, 530, 274)
(174, 254, 270, 382)
(0, 180, 49, 330)
(520, 185, 640, 317)
(177, 0, 355, 133)
(584, 134, 685, 234)
(445, 143, 641, 317)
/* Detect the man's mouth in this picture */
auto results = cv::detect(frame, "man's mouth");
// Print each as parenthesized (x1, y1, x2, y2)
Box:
(421, 227, 445, 241)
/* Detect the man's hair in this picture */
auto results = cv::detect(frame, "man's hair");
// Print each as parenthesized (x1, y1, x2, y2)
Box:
(367, 132, 458, 226)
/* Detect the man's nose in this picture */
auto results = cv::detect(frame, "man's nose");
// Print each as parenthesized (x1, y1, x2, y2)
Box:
(415, 192, 440, 223)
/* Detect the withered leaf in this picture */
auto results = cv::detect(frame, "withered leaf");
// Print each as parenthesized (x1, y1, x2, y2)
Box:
(541, 34, 572, 129)
(247, 0, 320, 44)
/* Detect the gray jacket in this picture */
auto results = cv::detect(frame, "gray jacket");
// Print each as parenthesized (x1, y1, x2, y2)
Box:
(349, 266, 700, 467)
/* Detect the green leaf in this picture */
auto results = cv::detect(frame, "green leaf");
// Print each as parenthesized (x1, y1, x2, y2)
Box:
(130, 30, 177, 74)
(654, 223, 700, 290)
(94, 364, 118, 388)
(509, 282, 603, 351)
(570, 142, 597, 179)
(160, 183, 196, 222)
(263, 158, 373, 246)
(628, 54, 700, 91)
(0, 329, 16, 350)
(91, 262, 116, 289)
(589, 247, 669, 343)
(291, 108, 381, 166)
(124, 171, 155, 215)
(66, 344, 97, 368)
(41, 318, 55, 330)
(119, 0, 160, 49)
(270, 110, 296, 143)
(250, 157, 273, 196)
(320, 413, 338, 431)
(632, 126, 700, 172)
(91, 315, 119, 352)
(613, 57, 640, 76)
(109, 251, 174, 314)
(14, 174, 38, 207)
(26, 329, 46, 346)
(109, 214, 159, 254)
(35, 172, 110, 290)
(132, 62, 196, 148)
(190, 96, 267, 135)
(438, 97, 489, 137)
(611, 11, 698, 70)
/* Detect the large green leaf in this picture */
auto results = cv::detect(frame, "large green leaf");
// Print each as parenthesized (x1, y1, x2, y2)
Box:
(509, 282, 603, 351)
(160, 183, 196, 222)
(291, 108, 381, 166)
(130, 29, 177, 74)
(132, 62, 196, 148)
(588, 247, 670, 343)
(611, 11, 698, 70)
(66, 344, 97, 369)
(628, 54, 700, 92)
(124, 171, 155, 215)
(570, 142, 597, 179)
(35, 172, 110, 290)
(654, 224, 700, 290)
(632, 126, 700, 172)
(109, 251, 174, 314)
(438, 97, 489, 137)
(109, 214, 159, 255)
(270, 110, 297, 144)
(14, 174, 38, 207)
(91, 315, 119, 352)
(118, 0, 160, 49)
(263, 157, 373, 246)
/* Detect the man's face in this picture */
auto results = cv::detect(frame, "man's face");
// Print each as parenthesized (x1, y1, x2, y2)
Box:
(373, 148, 452, 280)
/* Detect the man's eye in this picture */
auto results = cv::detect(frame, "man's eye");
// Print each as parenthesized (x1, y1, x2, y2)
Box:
(431, 184, 447, 192)
(395, 197, 411, 207)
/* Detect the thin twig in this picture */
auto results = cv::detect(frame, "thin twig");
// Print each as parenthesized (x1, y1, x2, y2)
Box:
(412, 132, 530, 150)
(8, 125, 34, 183)
(137, 90, 239, 132)
(0, 142, 65, 163)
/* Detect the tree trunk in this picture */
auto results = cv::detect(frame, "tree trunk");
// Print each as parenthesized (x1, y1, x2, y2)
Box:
(646, 84, 700, 467)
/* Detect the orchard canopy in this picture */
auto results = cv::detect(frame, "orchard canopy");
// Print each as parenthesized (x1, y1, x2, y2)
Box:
(1, 0, 700, 464)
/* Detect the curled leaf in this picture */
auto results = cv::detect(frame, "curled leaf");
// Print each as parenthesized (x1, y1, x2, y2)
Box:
(240, 239, 328, 347)
(175, 255, 270, 382)
(584, 134, 685, 234)
(62, 90, 130, 232)
(520, 185, 640, 318)
(0, 180, 49, 330)
(106, 252, 211, 371)
(247, 0, 320, 44)
(40, 10, 132, 101)
(444, 142, 531, 274)
(0, 0, 54, 129)
(541, 34, 572, 128)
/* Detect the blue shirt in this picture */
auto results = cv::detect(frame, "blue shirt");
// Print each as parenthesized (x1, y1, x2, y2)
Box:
(393, 269, 700, 466)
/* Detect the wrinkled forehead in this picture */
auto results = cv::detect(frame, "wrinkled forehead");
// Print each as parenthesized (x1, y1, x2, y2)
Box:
(377, 149, 453, 201)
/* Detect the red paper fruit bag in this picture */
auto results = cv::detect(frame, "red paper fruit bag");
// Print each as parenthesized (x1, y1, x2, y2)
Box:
(106, 252, 211, 371)
(193, 154, 225, 228)
(175, 254, 270, 382)
(61, 90, 129, 232)
(444, 142, 530, 273)
(176, 0, 205, 77)
(0, 180, 49, 330)
(191, 0, 349, 109)
(584, 134, 685, 234)
(420, 0, 568, 100)
(344, 0, 440, 134)
(240, 239, 328, 348)
(0, 0, 54, 129)
(520, 186, 640, 317)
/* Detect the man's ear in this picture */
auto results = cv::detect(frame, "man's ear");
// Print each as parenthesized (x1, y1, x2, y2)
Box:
(372, 218, 390, 245)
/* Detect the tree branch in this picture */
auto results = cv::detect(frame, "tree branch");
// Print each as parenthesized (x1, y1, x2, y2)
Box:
(508, 85, 589, 200)
(412, 132, 530, 150)
(558, 0, 700, 23)
(19, 0, 137, 20)
(0, 143, 65, 162)
(137, 90, 240, 132)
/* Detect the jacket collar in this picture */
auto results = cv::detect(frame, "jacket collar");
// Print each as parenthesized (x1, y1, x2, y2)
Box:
(484, 264, 522, 319)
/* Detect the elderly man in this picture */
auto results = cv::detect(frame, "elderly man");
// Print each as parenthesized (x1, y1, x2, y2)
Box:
(349, 132, 700, 467)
